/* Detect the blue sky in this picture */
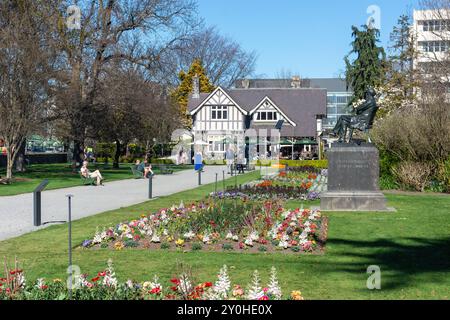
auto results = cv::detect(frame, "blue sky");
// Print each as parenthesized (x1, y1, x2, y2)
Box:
(197, 0, 420, 78)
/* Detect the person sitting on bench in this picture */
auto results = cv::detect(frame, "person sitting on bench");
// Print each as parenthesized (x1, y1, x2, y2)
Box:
(81, 161, 104, 186)
(143, 159, 154, 178)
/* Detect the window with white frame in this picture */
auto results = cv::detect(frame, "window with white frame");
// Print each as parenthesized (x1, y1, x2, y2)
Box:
(211, 106, 228, 120)
(208, 136, 225, 152)
(255, 111, 278, 121)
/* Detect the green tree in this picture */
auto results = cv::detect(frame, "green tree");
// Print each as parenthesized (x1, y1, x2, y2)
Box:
(172, 59, 215, 128)
(345, 25, 387, 103)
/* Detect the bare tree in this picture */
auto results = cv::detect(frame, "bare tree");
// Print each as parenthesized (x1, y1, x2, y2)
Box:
(0, 1, 55, 181)
(48, 0, 199, 168)
(166, 26, 257, 87)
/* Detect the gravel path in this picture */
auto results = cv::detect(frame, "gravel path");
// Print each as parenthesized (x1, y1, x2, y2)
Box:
(0, 166, 229, 241)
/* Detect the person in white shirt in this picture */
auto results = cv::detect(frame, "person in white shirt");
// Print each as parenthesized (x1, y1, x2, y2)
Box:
(80, 161, 104, 186)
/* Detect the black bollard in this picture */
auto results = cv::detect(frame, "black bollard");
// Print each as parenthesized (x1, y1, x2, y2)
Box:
(66, 194, 73, 300)
(148, 174, 153, 199)
(33, 179, 49, 227)
(198, 169, 202, 185)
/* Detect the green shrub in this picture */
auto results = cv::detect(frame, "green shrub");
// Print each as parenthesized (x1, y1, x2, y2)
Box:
(222, 243, 234, 251)
(379, 174, 399, 190)
(151, 158, 174, 165)
(291, 246, 300, 252)
(258, 245, 267, 252)
(191, 243, 202, 251)
(160, 242, 170, 250)
(280, 160, 328, 169)
(124, 240, 139, 248)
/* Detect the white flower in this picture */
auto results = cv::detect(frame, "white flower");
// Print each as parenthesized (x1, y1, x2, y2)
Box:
(93, 227, 102, 244)
(163, 229, 168, 236)
(213, 265, 231, 299)
(247, 270, 264, 300)
(126, 279, 134, 289)
(279, 240, 288, 249)
(232, 235, 239, 242)
(203, 232, 211, 243)
(245, 237, 253, 247)
(35, 278, 45, 289)
(183, 231, 195, 240)
(103, 259, 118, 288)
(267, 267, 282, 300)
(226, 232, 233, 240)
(250, 231, 259, 241)
(178, 273, 192, 296)
(151, 234, 161, 243)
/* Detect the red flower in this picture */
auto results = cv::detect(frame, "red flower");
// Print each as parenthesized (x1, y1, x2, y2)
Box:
(0, 283, 3, 287)
(98, 271, 106, 277)
(259, 295, 269, 300)
(204, 282, 213, 287)
(170, 278, 180, 285)
(41, 285, 48, 290)
(91, 276, 100, 282)
(150, 287, 161, 294)
(170, 286, 178, 292)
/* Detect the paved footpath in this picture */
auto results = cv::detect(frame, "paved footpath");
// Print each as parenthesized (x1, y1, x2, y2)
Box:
(0, 166, 229, 241)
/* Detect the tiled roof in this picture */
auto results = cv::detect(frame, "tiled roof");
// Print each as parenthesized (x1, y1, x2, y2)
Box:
(188, 87, 326, 137)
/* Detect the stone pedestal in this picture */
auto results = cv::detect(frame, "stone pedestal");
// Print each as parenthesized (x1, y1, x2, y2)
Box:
(321, 143, 389, 211)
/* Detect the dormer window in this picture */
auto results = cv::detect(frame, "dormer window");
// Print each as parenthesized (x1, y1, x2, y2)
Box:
(256, 111, 278, 121)
(211, 106, 228, 120)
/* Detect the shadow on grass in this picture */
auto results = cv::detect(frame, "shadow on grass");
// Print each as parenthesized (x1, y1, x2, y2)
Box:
(331, 237, 450, 290)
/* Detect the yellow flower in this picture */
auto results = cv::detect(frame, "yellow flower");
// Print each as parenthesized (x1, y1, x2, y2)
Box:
(167, 236, 174, 242)
(53, 278, 62, 283)
(175, 239, 185, 247)
(291, 291, 304, 300)
(114, 241, 124, 250)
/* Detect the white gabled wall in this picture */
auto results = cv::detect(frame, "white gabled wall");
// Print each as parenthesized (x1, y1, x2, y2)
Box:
(192, 88, 245, 133)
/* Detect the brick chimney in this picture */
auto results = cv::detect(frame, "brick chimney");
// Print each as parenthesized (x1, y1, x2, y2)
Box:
(192, 75, 200, 99)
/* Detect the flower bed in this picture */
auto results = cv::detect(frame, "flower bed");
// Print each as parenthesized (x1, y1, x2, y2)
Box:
(220, 169, 327, 201)
(0, 259, 304, 300)
(81, 199, 327, 254)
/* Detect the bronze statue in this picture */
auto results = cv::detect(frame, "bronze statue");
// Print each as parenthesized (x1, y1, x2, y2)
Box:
(332, 88, 378, 143)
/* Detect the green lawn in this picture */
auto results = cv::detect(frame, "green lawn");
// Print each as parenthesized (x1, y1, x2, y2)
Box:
(0, 170, 449, 299)
(0, 163, 193, 196)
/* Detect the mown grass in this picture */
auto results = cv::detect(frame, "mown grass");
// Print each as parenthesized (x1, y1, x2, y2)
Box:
(0, 163, 193, 196)
(0, 170, 449, 299)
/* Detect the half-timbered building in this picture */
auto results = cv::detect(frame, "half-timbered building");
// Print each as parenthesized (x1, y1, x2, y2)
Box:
(187, 79, 327, 159)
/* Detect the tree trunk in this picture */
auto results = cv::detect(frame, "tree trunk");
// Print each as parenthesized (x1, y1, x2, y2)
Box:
(71, 139, 84, 171)
(6, 151, 13, 180)
(14, 140, 26, 172)
(113, 139, 121, 169)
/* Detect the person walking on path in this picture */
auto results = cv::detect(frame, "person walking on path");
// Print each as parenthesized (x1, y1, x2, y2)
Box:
(225, 146, 235, 174)
(80, 161, 104, 186)
(193, 150, 204, 172)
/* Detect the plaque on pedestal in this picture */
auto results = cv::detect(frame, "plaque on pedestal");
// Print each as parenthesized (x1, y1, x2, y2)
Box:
(320, 143, 390, 211)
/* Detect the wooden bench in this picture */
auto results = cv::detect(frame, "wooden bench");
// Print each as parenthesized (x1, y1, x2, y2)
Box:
(80, 172, 96, 186)
(130, 165, 144, 179)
